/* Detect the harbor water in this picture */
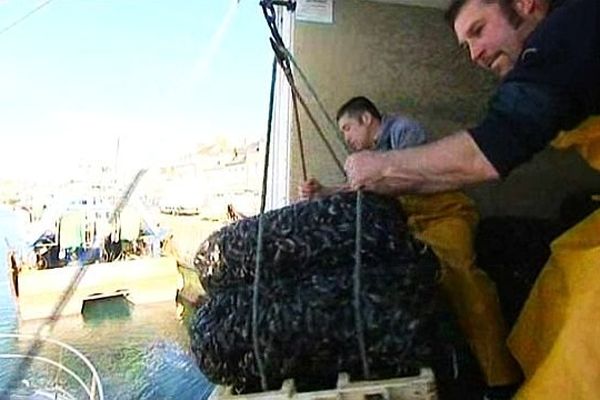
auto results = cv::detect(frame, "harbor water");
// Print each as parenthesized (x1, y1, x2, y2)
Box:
(0, 207, 214, 399)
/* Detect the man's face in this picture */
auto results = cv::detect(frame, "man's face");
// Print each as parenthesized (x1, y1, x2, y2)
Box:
(454, 0, 527, 77)
(338, 113, 374, 152)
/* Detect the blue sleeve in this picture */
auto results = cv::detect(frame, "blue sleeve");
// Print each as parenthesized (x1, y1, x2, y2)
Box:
(387, 117, 429, 151)
(469, 0, 600, 177)
(469, 81, 576, 177)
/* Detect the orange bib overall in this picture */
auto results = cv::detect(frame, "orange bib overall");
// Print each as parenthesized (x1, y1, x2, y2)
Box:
(401, 191, 521, 386)
(510, 117, 600, 399)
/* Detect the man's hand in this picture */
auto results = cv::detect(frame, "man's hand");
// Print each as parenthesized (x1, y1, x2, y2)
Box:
(298, 178, 350, 200)
(345, 132, 500, 195)
(298, 177, 324, 200)
(344, 150, 386, 192)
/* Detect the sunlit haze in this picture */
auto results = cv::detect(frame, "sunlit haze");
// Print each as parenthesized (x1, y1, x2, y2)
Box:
(0, 0, 272, 181)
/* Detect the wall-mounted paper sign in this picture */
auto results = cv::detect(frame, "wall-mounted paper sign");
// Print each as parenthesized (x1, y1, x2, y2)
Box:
(296, 0, 334, 24)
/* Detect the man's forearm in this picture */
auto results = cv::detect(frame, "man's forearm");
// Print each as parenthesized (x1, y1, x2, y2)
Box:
(346, 131, 500, 195)
(382, 131, 500, 193)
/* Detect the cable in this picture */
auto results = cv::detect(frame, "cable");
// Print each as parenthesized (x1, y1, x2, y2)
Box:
(269, 39, 346, 176)
(191, 0, 241, 85)
(262, 0, 347, 177)
(251, 55, 279, 392)
(353, 190, 370, 379)
(280, 45, 350, 155)
(0, 0, 55, 38)
(291, 80, 308, 182)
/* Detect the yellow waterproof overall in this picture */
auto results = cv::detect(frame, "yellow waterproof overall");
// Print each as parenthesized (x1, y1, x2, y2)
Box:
(400, 191, 522, 386)
(509, 116, 600, 399)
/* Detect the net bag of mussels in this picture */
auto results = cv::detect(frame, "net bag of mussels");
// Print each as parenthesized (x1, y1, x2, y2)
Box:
(190, 192, 440, 393)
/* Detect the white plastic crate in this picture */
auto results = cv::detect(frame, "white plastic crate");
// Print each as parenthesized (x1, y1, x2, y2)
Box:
(209, 368, 437, 400)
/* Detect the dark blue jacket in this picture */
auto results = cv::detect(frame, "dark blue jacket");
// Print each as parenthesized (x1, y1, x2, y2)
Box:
(470, 0, 600, 177)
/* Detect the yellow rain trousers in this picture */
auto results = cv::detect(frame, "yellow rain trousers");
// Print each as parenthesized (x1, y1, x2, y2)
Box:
(400, 191, 522, 386)
(509, 116, 600, 399)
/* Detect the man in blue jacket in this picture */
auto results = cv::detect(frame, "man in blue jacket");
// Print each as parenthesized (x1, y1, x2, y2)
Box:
(344, 0, 600, 398)
(346, 0, 598, 194)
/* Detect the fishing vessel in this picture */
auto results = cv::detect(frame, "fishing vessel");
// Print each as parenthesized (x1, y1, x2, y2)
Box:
(6, 196, 180, 322)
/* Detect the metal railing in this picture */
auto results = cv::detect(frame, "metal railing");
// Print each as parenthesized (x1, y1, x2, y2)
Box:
(0, 333, 104, 400)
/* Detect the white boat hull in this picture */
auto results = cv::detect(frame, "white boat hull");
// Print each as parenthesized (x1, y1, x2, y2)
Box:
(15, 256, 180, 321)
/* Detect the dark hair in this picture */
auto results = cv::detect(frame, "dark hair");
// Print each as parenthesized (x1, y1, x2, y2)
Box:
(336, 96, 382, 122)
(444, 0, 523, 29)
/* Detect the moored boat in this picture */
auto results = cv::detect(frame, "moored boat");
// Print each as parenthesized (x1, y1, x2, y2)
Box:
(6, 199, 181, 322)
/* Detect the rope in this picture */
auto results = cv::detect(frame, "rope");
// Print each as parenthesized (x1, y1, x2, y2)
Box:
(353, 190, 370, 379)
(279, 46, 350, 155)
(251, 55, 279, 392)
(290, 76, 308, 182)
(256, 1, 368, 389)
(260, 1, 339, 150)
(270, 40, 346, 177)
(261, 0, 346, 178)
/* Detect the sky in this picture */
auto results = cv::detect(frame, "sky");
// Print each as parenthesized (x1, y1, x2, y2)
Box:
(0, 0, 274, 181)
